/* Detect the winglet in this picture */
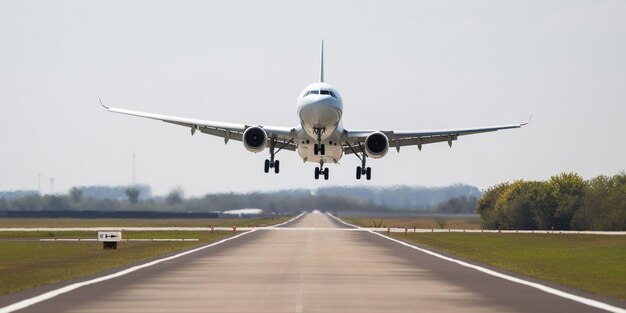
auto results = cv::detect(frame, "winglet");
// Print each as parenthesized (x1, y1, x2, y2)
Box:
(521, 114, 533, 126)
(99, 96, 109, 109)
(319, 40, 324, 83)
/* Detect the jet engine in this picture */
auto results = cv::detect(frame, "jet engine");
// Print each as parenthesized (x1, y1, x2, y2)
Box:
(364, 132, 389, 159)
(243, 126, 268, 153)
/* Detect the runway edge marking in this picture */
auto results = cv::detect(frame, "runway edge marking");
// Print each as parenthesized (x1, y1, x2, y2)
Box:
(326, 213, 626, 313)
(0, 212, 306, 313)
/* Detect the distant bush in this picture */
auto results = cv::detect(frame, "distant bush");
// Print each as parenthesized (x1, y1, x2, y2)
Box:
(435, 195, 478, 214)
(476, 172, 626, 231)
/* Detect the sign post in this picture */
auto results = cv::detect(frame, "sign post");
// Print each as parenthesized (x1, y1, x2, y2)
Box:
(98, 231, 122, 249)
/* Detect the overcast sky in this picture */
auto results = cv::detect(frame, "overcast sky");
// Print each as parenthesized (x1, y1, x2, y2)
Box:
(1, 0, 625, 196)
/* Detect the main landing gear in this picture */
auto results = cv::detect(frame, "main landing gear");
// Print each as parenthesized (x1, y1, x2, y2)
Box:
(313, 127, 325, 156)
(356, 159, 372, 180)
(346, 141, 372, 180)
(264, 136, 293, 174)
(314, 161, 329, 180)
(264, 159, 279, 174)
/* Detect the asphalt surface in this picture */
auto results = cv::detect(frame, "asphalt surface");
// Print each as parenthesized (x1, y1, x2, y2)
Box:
(2, 212, 624, 313)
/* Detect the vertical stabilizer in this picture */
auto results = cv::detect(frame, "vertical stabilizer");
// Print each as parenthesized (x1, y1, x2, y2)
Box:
(319, 40, 324, 82)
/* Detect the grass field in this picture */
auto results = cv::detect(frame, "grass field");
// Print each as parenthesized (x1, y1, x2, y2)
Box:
(0, 216, 293, 296)
(0, 230, 235, 296)
(0, 216, 292, 228)
(392, 232, 626, 299)
(343, 216, 482, 230)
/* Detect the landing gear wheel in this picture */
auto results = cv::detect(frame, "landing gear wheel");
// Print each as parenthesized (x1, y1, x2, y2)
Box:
(323, 168, 329, 180)
(314, 167, 320, 180)
(313, 128, 326, 156)
(274, 160, 280, 174)
(264, 159, 270, 173)
(366, 167, 372, 180)
(356, 166, 362, 180)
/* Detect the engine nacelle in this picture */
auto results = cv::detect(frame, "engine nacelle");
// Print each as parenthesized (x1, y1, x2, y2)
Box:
(364, 132, 389, 159)
(243, 126, 268, 153)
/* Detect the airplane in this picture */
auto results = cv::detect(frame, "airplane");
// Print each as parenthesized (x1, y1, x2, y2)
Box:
(101, 41, 530, 181)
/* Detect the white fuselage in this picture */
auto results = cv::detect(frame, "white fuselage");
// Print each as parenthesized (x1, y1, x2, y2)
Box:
(295, 82, 344, 164)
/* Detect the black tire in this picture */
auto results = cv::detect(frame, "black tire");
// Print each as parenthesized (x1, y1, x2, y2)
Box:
(264, 159, 270, 173)
(274, 160, 280, 174)
(314, 167, 320, 180)
(313, 144, 319, 155)
(324, 168, 329, 180)
(320, 144, 326, 155)
(356, 166, 361, 180)
(366, 167, 372, 180)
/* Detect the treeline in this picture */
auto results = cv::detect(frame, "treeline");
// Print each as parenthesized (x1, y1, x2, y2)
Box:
(0, 185, 484, 216)
(477, 173, 626, 231)
(0, 188, 392, 216)
(317, 185, 482, 210)
(1, 210, 218, 219)
(435, 195, 478, 214)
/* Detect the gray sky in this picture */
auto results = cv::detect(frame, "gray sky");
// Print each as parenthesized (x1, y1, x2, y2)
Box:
(1, 0, 625, 197)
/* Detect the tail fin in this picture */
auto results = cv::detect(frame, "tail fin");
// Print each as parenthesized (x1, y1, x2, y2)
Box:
(319, 40, 324, 82)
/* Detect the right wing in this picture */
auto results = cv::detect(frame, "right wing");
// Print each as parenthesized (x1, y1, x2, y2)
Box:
(343, 116, 531, 154)
(100, 98, 298, 151)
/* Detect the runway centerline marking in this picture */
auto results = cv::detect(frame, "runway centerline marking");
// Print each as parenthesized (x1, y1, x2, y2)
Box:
(326, 213, 626, 313)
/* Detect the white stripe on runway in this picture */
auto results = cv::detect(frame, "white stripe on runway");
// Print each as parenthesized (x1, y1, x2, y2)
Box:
(0, 212, 305, 313)
(327, 213, 626, 313)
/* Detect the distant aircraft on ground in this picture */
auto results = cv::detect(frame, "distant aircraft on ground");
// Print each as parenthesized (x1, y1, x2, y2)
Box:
(101, 41, 529, 180)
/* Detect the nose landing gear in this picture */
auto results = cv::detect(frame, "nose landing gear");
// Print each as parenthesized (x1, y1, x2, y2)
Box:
(313, 128, 326, 156)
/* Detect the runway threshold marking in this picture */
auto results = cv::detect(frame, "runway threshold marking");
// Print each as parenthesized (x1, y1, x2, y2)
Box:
(327, 213, 626, 313)
(0, 212, 305, 313)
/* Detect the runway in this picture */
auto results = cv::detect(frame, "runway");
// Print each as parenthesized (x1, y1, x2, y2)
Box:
(1, 212, 624, 313)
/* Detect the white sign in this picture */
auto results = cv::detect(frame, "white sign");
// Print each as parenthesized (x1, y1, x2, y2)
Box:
(98, 231, 122, 242)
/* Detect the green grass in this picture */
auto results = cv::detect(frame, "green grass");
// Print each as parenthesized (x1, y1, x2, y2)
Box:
(343, 216, 482, 230)
(392, 232, 626, 299)
(0, 231, 233, 295)
(0, 216, 292, 228)
(0, 216, 293, 295)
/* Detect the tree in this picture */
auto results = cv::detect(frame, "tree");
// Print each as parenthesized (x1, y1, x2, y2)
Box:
(574, 174, 626, 231)
(507, 181, 555, 230)
(165, 188, 184, 205)
(69, 187, 83, 204)
(492, 180, 529, 229)
(0, 197, 9, 211)
(549, 172, 586, 229)
(476, 182, 510, 229)
(436, 195, 478, 214)
(125, 187, 140, 204)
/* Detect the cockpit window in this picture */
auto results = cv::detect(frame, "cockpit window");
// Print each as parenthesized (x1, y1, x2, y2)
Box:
(303, 89, 338, 99)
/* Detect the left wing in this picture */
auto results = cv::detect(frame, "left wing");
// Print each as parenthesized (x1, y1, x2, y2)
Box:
(100, 98, 298, 151)
(343, 116, 531, 154)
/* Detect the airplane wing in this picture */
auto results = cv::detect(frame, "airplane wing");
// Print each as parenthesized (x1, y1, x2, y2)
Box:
(100, 99, 298, 151)
(343, 117, 531, 154)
